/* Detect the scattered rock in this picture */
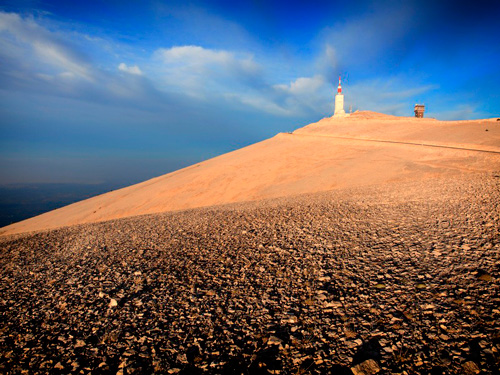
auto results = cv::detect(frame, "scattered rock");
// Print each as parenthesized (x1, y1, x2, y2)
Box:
(462, 361, 480, 374)
(351, 359, 380, 375)
(74, 339, 86, 348)
(54, 362, 64, 370)
(1, 174, 499, 374)
(267, 336, 282, 346)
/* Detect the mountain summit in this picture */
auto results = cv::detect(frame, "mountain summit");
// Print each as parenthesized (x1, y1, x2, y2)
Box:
(2, 111, 499, 236)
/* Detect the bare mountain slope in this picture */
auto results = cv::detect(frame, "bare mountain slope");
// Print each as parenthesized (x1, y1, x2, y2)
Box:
(2, 111, 499, 236)
(295, 111, 500, 151)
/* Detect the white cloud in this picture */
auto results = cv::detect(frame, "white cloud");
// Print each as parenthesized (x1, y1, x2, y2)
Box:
(152, 45, 333, 117)
(270, 75, 333, 116)
(0, 12, 446, 121)
(118, 63, 143, 75)
(274, 75, 326, 96)
(157, 45, 259, 76)
(159, 45, 232, 65)
(154, 45, 260, 96)
(4, 12, 418, 120)
(0, 11, 165, 109)
(0, 12, 93, 80)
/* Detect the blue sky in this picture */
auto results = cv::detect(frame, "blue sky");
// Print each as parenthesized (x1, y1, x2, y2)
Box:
(0, 0, 499, 185)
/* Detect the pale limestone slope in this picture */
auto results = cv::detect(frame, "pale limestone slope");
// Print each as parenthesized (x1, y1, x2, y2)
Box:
(2, 111, 499, 236)
(295, 111, 500, 151)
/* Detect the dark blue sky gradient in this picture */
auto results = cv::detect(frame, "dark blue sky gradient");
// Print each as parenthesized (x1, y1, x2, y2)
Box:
(0, 0, 499, 185)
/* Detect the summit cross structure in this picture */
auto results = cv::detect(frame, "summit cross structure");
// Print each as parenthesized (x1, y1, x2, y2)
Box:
(334, 76, 346, 117)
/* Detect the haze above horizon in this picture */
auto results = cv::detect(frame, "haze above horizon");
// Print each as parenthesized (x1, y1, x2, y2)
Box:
(1, 0, 499, 185)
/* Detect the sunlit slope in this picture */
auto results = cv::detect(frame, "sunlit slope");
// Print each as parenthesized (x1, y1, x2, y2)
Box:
(2, 111, 499, 236)
(295, 111, 500, 152)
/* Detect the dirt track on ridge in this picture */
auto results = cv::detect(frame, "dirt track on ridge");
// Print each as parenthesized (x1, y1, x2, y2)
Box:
(289, 133, 500, 155)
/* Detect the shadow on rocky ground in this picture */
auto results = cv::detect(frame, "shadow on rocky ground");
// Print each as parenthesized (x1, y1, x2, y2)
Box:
(1, 173, 499, 374)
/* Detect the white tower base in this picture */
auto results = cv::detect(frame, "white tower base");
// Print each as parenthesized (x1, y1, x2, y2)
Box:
(334, 94, 346, 117)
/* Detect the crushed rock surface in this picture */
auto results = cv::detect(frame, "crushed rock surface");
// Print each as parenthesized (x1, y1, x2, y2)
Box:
(1, 173, 499, 374)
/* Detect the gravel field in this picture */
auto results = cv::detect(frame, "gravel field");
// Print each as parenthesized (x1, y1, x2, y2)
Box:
(1, 173, 499, 374)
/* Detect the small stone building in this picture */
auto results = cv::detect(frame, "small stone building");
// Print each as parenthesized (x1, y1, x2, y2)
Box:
(414, 104, 425, 118)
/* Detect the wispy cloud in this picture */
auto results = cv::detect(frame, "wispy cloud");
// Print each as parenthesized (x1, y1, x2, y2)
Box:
(346, 77, 438, 116)
(275, 76, 325, 96)
(320, 6, 415, 72)
(118, 63, 142, 75)
(0, 12, 93, 81)
(272, 75, 332, 115)
(152, 45, 340, 117)
(0, 8, 480, 124)
(154, 45, 260, 96)
(0, 11, 168, 110)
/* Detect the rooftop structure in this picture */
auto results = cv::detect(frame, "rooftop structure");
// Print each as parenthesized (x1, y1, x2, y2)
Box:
(414, 104, 425, 118)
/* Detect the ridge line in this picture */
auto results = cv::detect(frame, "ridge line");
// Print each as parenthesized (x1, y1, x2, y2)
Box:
(288, 133, 500, 155)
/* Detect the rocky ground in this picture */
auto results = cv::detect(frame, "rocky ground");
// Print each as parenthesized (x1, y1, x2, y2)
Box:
(1, 173, 499, 374)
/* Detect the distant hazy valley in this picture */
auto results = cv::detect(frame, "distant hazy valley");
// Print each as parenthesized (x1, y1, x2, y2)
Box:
(0, 183, 122, 227)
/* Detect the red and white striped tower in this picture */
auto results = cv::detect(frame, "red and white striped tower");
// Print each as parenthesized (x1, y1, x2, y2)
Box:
(334, 75, 346, 116)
